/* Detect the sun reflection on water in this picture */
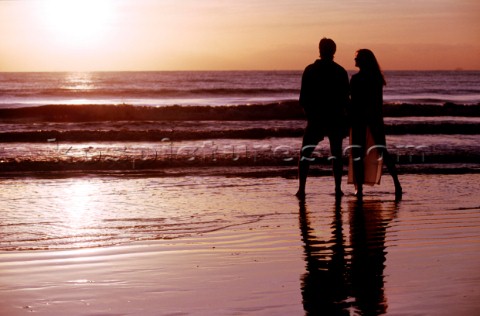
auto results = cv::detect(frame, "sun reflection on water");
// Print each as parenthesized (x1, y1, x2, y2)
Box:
(62, 180, 99, 229)
(63, 72, 96, 91)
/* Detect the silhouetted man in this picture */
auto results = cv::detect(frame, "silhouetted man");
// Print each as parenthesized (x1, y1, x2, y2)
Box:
(296, 38, 349, 198)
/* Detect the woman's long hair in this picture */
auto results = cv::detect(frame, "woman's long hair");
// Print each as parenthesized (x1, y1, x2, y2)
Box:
(355, 49, 386, 86)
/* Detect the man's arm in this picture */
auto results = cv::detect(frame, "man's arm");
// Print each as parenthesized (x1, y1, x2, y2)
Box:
(339, 68, 350, 117)
(299, 66, 313, 118)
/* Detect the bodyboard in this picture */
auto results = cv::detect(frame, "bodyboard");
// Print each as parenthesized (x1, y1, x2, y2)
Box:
(348, 127, 383, 186)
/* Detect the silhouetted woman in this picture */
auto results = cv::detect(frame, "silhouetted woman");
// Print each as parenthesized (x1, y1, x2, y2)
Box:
(350, 49, 402, 199)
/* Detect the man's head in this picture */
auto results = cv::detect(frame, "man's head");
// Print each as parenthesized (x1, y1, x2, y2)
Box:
(319, 38, 336, 60)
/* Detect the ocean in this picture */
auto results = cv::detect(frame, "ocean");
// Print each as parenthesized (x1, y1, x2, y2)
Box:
(1, 71, 480, 315)
(1, 70, 479, 108)
(0, 70, 478, 175)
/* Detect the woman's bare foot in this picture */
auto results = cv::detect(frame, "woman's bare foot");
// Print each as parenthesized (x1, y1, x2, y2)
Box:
(395, 184, 403, 201)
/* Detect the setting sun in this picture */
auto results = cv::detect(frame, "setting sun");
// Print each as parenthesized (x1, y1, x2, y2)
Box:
(38, 0, 115, 48)
(0, 0, 479, 71)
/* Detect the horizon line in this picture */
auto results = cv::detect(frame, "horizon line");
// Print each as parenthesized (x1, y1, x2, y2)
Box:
(1, 68, 478, 73)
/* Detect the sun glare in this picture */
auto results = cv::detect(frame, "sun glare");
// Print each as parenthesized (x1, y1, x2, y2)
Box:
(39, 0, 115, 48)
(63, 180, 99, 228)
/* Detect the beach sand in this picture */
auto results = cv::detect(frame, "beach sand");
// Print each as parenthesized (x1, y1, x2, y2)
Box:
(1, 173, 480, 315)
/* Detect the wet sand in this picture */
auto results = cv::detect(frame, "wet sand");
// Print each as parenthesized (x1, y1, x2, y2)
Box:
(1, 173, 480, 315)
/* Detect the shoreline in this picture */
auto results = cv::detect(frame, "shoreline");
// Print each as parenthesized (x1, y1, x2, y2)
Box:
(0, 225, 307, 315)
(1, 164, 480, 179)
(1, 174, 479, 315)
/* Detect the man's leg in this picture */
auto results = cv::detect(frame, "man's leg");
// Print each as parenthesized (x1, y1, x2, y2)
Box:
(296, 125, 322, 197)
(296, 143, 317, 197)
(329, 132, 344, 196)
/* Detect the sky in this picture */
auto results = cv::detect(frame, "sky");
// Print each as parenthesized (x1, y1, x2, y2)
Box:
(0, 0, 479, 72)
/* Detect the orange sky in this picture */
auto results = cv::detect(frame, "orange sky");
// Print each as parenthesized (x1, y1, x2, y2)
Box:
(0, 0, 479, 71)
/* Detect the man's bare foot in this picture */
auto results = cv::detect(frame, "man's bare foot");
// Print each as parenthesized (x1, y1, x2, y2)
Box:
(295, 190, 306, 199)
(335, 188, 344, 198)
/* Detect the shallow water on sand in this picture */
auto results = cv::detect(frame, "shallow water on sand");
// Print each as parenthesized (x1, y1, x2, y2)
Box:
(1, 174, 479, 315)
(0, 176, 285, 251)
(299, 175, 480, 315)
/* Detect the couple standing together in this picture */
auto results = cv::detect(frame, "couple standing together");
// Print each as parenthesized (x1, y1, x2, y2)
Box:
(296, 38, 402, 200)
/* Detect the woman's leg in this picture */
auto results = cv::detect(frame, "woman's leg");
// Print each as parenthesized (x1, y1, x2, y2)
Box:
(351, 125, 367, 197)
(370, 126, 403, 200)
(381, 149, 402, 199)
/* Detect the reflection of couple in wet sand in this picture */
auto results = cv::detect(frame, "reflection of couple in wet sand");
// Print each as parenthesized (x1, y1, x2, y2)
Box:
(296, 38, 402, 200)
(299, 198, 398, 315)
